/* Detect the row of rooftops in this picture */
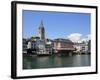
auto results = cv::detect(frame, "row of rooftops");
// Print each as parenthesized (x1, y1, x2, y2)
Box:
(23, 37, 90, 45)
(23, 37, 74, 44)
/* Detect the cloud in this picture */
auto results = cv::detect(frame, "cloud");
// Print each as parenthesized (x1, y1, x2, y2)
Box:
(67, 33, 90, 43)
(80, 34, 91, 42)
(87, 34, 91, 40)
(67, 33, 82, 42)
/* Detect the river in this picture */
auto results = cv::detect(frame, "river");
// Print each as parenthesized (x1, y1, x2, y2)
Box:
(23, 54, 90, 69)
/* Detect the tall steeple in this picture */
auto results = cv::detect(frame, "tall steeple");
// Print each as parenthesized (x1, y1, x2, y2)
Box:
(38, 20, 45, 40)
(40, 20, 43, 27)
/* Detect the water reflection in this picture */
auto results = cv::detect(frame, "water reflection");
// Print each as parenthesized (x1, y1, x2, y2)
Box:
(23, 54, 90, 69)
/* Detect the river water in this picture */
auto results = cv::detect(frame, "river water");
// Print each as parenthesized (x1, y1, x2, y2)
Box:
(23, 54, 90, 69)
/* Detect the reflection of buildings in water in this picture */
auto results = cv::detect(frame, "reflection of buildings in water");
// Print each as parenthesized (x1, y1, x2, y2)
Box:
(23, 58, 32, 69)
(72, 54, 90, 66)
(36, 57, 51, 67)
(53, 56, 62, 66)
(72, 55, 82, 66)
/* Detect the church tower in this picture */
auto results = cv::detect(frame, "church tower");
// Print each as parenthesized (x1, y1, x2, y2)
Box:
(38, 20, 45, 40)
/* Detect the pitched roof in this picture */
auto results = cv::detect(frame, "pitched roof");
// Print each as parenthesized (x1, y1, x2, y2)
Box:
(54, 38, 74, 44)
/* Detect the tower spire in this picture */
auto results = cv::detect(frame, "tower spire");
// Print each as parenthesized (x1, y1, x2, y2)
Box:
(41, 19, 43, 26)
(38, 20, 45, 40)
(39, 19, 44, 28)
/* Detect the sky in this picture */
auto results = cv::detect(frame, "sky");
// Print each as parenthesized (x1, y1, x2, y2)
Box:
(22, 10, 91, 42)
